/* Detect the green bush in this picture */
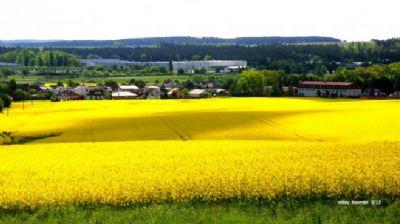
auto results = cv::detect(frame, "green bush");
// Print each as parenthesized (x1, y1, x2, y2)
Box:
(0, 94, 12, 108)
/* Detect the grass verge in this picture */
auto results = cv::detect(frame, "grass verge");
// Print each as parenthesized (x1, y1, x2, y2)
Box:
(0, 200, 399, 224)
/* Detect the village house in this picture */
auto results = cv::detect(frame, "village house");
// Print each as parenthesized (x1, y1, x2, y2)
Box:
(215, 88, 229, 96)
(199, 82, 214, 89)
(74, 86, 111, 100)
(297, 81, 361, 97)
(118, 85, 139, 93)
(167, 88, 185, 98)
(281, 86, 297, 96)
(53, 88, 83, 101)
(86, 87, 109, 100)
(146, 86, 161, 99)
(362, 88, 386, 98)
(112, 91, 138, 99)
(189, 89, 211, 98)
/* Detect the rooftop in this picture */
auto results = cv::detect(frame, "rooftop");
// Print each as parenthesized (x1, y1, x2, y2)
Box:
(119, 85, 139, 90)
(299, 81, 354, 86)
(112, 91, 137, 97)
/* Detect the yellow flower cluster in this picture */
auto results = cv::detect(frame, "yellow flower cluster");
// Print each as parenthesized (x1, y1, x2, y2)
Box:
(0, 98, 399, 209)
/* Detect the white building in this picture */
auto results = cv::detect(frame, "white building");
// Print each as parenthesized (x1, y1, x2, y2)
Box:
(81, 59, 131, 67)
(297, 81, 361, 97)
(118, 85, 139, 93)
(173, 60, 247, 70)
(112, 91, 137, 99)
(189, 89, 211, 98)
(131, 61, 170, 68)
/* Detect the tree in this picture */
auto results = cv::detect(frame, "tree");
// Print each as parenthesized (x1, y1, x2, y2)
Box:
(192, 75, 205, 84)
(7, 79, 17, 94)
(13, 89, 28, 101)
(135, 80, 146, 89)
(169, 61, 173, 74)
(67, 80, 79, 88)
(0, 67, 14, 78)
(204, 55, 213, 61)
(236, 70, 266, 96)
(177, 69, 185, 75)
(21, 68, 30, 76)
(104, 80, 119, 91)
(0, 94, 12, 108)
(372, 76, 393, 95)
(0, 98, 4, 113)
(49, 51, 55, 67)
(394, 74, 400, 91)
(192, 55, 201, 61)
(236, 76, 249, 96)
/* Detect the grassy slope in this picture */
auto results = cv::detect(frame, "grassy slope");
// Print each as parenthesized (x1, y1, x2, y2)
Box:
(1, 201, 399, 224)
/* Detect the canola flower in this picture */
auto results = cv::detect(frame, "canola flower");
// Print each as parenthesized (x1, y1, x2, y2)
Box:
(0, 98, 399, 209)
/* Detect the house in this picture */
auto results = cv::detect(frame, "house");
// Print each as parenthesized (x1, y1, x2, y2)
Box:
(220, 66, 243, 74)
(146, 86, 161, 99)
(162, 80, 176, 88)
(189, 89, 211, 98)
(167, 88, 185, 98)
(112, 91, 138, 99)
(39, 86, 52, 92)
(73, 86, 111, 100)
(281, 86, 297, 96)
(53, 88, 84, 101)
(199, 83, 214, 89)
(87, 87, 111, 100)
(297, 81, 361, 97)
(215, 88, 229, 96)
(362, 88, 386, 98)
(118, 85, 139, 93)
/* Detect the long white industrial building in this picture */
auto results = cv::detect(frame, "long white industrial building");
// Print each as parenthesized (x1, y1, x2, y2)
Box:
(81, 59, 247, 70)
(172, 60, 247, 70)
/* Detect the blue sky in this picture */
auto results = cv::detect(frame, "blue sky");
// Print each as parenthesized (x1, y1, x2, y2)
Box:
(0, 0, 399, 41)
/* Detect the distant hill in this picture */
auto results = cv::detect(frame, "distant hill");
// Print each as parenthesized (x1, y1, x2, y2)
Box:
(0, 36, 341, 48)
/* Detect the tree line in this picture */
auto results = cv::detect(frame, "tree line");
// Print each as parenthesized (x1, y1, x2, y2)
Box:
(0, 49, 80, 67)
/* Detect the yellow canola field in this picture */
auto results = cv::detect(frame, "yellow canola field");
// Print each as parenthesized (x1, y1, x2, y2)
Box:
(0, 141, 399, 209)
(1, 98, 400, 143)
(0, 98, 399, 208)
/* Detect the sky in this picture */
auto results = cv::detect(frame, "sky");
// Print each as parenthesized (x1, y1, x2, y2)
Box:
(0, 0, 399, 41)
